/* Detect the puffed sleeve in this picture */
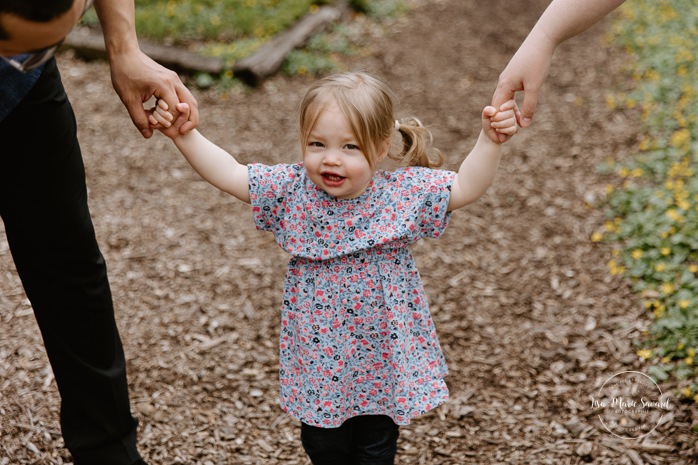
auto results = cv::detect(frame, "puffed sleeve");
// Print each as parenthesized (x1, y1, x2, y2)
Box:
(395, 167, 455, 240)
(248, 163, 303, 233)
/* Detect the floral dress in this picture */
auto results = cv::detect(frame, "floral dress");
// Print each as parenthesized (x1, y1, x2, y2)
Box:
(248, 162, 456, 427)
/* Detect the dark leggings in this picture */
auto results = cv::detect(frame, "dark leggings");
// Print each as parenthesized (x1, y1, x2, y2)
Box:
(0, 58, 142, 465)
(301, 415, 400, 465)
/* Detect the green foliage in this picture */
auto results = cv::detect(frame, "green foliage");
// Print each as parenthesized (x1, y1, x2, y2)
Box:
(138, 0, 316, 44)
(350, 0, 406, 17)
(83, 0, 408, 83)
(596, 0, 698, 400)
(282, 23, 368, 76)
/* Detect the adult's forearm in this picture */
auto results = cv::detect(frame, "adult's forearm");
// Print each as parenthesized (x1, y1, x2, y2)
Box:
(93, 0, 139, 58)
(533, 0, 626, 46)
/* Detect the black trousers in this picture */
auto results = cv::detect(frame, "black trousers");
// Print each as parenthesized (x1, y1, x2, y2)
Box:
(301, 415, 400, 465)
(0, 59, 143, 465)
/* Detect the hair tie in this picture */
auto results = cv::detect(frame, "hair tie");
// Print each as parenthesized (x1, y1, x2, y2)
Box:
(395, 120, 400, 131)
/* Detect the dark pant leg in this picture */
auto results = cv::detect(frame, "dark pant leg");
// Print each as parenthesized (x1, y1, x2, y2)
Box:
(351, 415, 399, 465)
(0, 58, 142, 465)
(301, 415, 399, 465)
(301, 420, 353, 465)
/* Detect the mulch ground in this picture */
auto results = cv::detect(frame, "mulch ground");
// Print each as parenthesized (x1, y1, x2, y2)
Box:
(1, 0, 696, 464)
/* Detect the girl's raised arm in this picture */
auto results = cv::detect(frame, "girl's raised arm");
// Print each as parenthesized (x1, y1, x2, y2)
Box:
(174, 129, 251, 204)
(447, 101, 517, 211)
(152, 102, 250, 203)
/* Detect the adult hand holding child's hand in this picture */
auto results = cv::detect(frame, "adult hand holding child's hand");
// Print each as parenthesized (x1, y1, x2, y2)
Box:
(482, 100, 518, 144)
(149, 99, 191, 140)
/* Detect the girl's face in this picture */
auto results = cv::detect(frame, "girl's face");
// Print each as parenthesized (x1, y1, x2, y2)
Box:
(303, 103, 387, 200)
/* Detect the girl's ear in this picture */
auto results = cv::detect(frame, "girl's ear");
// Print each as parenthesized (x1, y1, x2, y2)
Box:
(376, 138, 391, 163)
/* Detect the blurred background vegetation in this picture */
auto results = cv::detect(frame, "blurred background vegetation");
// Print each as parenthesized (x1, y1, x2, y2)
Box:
(82, 0, 408, 87)
(599, 0, 698, 402)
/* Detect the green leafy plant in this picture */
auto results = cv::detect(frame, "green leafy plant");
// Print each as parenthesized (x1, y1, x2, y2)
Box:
(595, 0, 698, 400)
(83, 0, 408, 84)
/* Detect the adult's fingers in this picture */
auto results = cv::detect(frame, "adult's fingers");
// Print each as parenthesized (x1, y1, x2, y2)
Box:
(173, 84, 199, 135)
(517, 86, 540, 128)
(491, 81, 517, 114)
(123, 94, 154, 139)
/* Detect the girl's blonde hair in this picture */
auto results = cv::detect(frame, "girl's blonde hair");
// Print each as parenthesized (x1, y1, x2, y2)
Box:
(299, 72, 443, 169)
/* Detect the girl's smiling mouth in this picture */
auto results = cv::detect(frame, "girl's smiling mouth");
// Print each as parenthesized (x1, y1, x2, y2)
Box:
(322, 172, 346, 186)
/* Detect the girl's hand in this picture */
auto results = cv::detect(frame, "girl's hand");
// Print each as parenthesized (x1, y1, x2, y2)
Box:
(482, 100, 518, 144)
(149, 99, 191, 140)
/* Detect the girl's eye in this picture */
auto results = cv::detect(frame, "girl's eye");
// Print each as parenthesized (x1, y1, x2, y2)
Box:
(309, 141, 324, 148)
(344, 144, 360, 151)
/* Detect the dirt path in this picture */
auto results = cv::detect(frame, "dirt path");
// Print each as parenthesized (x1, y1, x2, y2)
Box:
(1, 0, 694, 464)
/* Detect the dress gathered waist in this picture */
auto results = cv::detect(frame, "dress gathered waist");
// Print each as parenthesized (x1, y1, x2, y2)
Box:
(289, 245, 407, 267)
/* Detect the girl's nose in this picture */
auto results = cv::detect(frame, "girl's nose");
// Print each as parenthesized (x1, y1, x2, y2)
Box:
(322, 149, 342, 165)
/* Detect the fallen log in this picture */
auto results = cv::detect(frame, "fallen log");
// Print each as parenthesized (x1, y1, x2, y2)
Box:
(233, 2, 349, 86)
(64, 1, 349, 84)
(65, 26, 225, 75)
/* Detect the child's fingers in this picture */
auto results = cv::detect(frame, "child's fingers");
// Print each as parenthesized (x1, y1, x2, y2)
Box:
(498, 99, 517, 112)
(482, 105, 497, 118)
(155, 105, 174, 121)
(490, 107, 516, 121)
(490, 115, 516, 129)
(157, 98, 169, 111)
(150, 109, 173, 128)
(495, 124, 518, 135)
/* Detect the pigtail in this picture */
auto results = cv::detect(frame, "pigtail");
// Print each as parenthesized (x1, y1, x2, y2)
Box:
(390, 117, 444, 169)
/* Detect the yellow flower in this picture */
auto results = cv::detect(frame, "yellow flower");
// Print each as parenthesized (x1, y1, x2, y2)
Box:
(637, 349, 653, 360)
(644, 69, 660, 81)
(631, 249, 644, 260)
(618, 167, 630, 178)
(666, 209, 683, 222)
(608, 259, 625, 275)
(653, 305, 665, 318)
(606, 94, 617, 110)
(683, 386, 693, 398)
(660, 282, 675, 295)
(655, 263, 666, 272)
(690, 264, 698, 273)
(679, 300, 690, 309)
(661, 247, 671, 256)
(630, 168, 644, 178)
(670, 129, 690, 148)
(591, 232, 603, 243)
(689, 348, 696, 357)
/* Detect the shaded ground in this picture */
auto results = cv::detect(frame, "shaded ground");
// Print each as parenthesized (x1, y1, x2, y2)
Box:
(1, 0, 696, 463)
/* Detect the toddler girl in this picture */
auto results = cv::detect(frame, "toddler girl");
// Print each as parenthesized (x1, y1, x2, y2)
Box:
(151, 71, 517, 465)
